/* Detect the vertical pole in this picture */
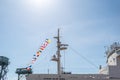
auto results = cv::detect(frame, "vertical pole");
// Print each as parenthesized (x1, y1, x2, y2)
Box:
(57, 29, 61, 75)
(0, 66, 2, 80)
(48, 69, 49, 74)
(0, 65, 3, 80)
(18, 74, 20, 80)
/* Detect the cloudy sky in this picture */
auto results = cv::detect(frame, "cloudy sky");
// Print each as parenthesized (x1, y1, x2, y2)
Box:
(0, 0, 120, 80)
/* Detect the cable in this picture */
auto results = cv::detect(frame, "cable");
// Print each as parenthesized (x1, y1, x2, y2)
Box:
(64, 50, 66, 71)
(69, 46, 98, 69)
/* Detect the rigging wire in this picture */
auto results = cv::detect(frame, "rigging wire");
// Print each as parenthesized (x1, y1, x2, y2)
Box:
(63, 50, 66, 71)
(69, 46, 98, 69)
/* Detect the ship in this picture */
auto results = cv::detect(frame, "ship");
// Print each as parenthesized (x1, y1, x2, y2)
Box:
(26, 29, 120, 80)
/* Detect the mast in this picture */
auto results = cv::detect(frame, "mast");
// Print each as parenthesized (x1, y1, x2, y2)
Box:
(51, 29, 68, 75)
(56, 29, 61, 75)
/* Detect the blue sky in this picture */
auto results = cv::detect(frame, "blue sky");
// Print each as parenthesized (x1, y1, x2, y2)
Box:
(0, 0, 120, 80)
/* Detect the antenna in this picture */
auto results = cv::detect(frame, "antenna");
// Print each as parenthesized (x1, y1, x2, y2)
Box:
(0, 56, 9, 80)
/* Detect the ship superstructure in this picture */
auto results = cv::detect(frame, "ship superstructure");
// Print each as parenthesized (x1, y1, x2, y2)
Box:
(99, 42, 120, 79)
(26, 29, 120, 80)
